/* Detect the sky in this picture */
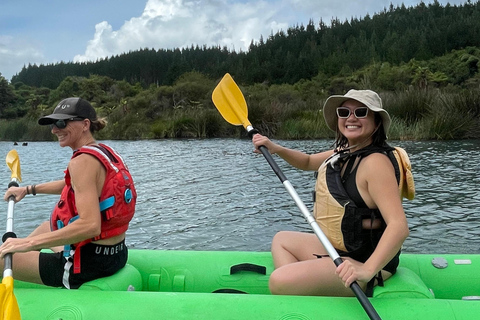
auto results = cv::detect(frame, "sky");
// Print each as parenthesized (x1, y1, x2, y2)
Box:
(0, 0, 471, 81)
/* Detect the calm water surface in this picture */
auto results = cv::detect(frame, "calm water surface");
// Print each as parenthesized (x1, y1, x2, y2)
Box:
(0, 139, 478, 254)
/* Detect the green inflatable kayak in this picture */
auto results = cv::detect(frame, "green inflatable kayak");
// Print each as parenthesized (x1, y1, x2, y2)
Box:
(11, 250, 480, 319)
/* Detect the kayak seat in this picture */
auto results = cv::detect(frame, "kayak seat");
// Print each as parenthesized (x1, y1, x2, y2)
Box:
(78, 264, 143, 291)
(373, 267, 434, 299)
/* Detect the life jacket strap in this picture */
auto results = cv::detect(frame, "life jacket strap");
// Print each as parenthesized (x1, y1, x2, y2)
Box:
(366, 271, 384, 297)
(99, 196, 115, 212)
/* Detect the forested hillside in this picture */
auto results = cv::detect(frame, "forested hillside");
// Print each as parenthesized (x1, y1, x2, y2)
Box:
(0, 1, 479, 141)
(11, 1, 480, 88)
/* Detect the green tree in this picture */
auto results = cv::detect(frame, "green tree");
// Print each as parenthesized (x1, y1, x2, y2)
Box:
(0, 73, 18, 118)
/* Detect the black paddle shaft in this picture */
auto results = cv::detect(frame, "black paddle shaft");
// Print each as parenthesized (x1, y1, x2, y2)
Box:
(258, 146, 288, 182)
(248, 129, 287, 183)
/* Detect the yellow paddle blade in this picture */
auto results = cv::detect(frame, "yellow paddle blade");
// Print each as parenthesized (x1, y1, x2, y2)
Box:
(212, 73, 252, 129)
(5, 150, 21, 183)
(0, 277, 21, 320)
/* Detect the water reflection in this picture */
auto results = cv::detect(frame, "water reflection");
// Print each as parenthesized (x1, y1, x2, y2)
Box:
(0, 139, 478, 254)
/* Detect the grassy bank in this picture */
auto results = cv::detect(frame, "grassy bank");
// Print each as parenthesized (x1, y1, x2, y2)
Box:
(1, 86, 479, 142)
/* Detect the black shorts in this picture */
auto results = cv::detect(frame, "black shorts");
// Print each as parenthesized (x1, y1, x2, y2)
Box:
(39, 240, 128, 289)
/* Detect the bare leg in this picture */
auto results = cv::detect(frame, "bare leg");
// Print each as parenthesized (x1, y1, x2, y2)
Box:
(269, 231, 366, 296)
(1, 251, 44, 285)
(269, 256, 360, 296)
(271, 231, 326, 268)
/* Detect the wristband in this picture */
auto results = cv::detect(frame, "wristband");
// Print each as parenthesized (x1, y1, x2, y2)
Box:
(32, 184, 37, 196)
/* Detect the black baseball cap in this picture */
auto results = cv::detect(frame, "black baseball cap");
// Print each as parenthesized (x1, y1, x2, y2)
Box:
(38, 97, 97, 125)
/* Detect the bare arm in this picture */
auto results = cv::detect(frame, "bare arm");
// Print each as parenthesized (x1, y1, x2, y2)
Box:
(337, 153, 409, 286)
(252, 134, 333, 171)
(4, 179, 66, 203)
(33, 180, 66, 194)
(362, 155, 409, 276)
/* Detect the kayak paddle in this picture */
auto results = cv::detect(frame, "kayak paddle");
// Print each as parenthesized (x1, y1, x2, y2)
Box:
(212, 73, 382, 320)
(1, 150, 22, 319)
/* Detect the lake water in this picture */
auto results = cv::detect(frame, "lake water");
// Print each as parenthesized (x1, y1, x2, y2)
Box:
(0, 139, 478, 254)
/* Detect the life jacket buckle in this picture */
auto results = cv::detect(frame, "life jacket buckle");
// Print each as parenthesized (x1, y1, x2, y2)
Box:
(124, 189, 133, 204)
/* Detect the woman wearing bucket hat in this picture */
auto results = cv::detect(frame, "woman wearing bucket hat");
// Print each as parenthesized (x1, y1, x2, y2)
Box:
(252, 89, 413, 297)
(0, 97, 137, 289)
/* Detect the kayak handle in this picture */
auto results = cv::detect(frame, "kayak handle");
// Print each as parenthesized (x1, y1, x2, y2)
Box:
(230, 263, 267, 275)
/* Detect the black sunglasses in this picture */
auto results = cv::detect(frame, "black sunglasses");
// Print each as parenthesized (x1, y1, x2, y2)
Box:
(336, 107, 369, 119)
(50, 117, 85, 129)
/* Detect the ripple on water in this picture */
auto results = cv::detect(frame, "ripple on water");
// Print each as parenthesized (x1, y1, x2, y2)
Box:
(0, 139, 478, 254)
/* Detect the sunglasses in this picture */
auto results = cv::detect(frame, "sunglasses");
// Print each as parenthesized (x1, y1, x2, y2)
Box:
(50, 117, 85, 129)
(336, 107, 369, 119)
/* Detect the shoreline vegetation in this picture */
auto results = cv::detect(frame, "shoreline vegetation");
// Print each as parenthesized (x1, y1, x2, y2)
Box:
(1, 77, 479, 142)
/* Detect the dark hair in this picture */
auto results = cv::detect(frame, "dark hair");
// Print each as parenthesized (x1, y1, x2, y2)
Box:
(334, 113, 387, 150)
(89, 117, 107, 133)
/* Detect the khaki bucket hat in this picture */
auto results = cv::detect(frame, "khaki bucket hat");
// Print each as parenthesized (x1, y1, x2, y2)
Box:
(323, 89, 391, 134)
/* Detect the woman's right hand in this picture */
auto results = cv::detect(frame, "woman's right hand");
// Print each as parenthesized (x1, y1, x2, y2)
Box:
(4, 186, 27, 203)
(252, 134, 281, 154)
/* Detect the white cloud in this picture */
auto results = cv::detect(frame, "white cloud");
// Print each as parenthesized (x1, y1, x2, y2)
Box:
(1, 0, 472, 79)
(0, 35, 44, 80)
(74, 0, 289, 62)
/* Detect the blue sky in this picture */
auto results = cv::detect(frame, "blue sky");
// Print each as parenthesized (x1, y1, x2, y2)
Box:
(0, 0, 471, 81)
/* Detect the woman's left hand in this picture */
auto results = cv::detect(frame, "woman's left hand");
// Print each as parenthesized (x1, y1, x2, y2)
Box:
(335, 259, 373, 288)
(0, 237, 33, 259)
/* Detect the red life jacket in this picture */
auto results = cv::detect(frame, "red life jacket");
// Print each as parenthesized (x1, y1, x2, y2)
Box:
(50, 144, 136, 273)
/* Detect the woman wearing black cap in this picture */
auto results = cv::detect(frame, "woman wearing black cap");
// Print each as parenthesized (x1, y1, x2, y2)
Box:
(252, 89, 414, 297)
(0, 97, 137, 289)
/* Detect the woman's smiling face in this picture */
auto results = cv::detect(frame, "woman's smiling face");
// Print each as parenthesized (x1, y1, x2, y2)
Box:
(51, 119, 87, 149)
(337, 99, 377, 147)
